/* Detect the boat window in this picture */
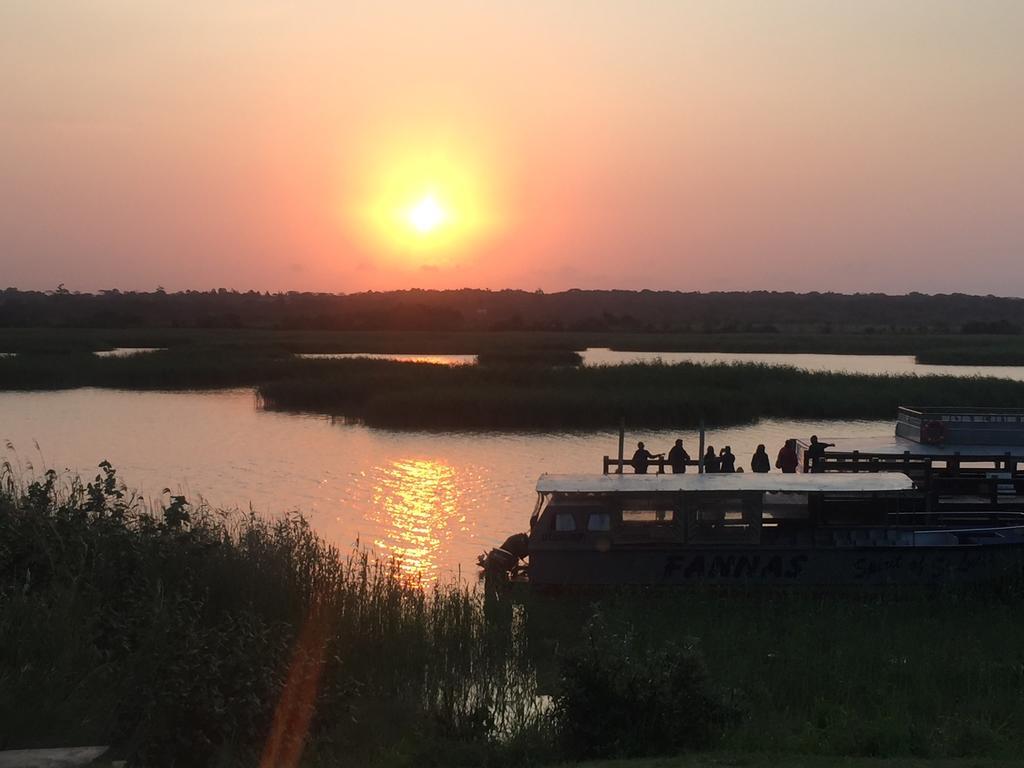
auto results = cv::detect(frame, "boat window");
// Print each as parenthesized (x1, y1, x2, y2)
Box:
(622, 509, 675, 523)
(554, 512, 577, 532)
(762, 492, 809, 521)
(587, 512, 611, 531)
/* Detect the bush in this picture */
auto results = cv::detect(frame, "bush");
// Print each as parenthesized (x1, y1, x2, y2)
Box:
(553, 614, 736, 760)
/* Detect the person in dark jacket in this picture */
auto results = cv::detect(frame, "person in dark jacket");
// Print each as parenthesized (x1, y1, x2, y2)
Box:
(776, 439, 799, 473)
(751, 444, 771, 473)
(703, 446, 720, 473)
(804, 434, 835, 472)
(719, 446, 736, 473)
(667, 439, 691, 473)
(631, 441, 662, 474)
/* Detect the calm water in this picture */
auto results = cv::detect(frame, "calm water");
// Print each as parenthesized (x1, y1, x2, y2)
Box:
(0, 387, 892, 582)
(93, 347, 166, 357)
(301, 349, 1024, 380)
(298, 352, 477, 365)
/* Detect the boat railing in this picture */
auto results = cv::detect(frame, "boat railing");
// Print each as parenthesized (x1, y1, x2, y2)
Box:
(602, 456, 700, 474)
(809, 451, 935, 476)
(812, 450, 1022, 475)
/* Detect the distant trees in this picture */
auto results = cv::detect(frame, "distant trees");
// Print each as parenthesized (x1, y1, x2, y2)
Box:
(0, 288, 1022, 333)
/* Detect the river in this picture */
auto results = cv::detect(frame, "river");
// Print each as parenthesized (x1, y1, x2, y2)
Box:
(0, 387, 896, 582)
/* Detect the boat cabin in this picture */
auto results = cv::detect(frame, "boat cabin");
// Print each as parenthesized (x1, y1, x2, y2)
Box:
(531, 473, 914, 548)
(516, 472, 1024, 586)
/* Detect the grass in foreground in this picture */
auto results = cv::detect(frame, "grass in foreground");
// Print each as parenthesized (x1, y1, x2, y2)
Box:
(0, 463, 546, 766)
(5, 463, 1024, 766)
(570, 755, 1024, 768)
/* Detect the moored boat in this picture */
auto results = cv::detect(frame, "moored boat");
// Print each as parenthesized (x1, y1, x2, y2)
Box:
(480, 472, 1024, 587)
(480, 407, 1024, 588)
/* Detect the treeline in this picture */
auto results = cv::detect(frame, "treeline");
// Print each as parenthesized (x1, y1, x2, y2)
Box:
(2, 287, 1024, 333)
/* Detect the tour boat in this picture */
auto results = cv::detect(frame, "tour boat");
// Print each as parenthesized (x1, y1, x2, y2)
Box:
(479, 407, 1024, 587)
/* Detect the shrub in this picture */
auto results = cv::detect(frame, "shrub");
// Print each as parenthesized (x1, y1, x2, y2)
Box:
(553, 614, 736, 760)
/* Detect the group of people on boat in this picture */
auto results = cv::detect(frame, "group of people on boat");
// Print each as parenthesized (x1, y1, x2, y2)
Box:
(631, 435, 835, 474)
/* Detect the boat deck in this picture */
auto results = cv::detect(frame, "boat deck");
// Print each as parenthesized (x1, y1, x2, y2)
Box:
(810, 435, 1024, 458)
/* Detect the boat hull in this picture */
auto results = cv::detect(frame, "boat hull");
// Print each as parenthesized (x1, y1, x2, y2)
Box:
(527, 543, 1024, 587)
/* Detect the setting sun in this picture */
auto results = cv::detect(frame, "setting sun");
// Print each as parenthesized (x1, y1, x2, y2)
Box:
(407, 193, 447, 235)
(346, 134, 507, 268)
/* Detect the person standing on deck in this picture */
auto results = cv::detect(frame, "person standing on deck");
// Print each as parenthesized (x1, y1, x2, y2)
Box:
(776, 439, 799, 473)
(631, 442, 662, 474)
(805, 435, 835, 472)
(720, 446, 736, 472)
(751, 444, 771, 473)
(703, 446, 721, 473)
(667, 439, 691, 473)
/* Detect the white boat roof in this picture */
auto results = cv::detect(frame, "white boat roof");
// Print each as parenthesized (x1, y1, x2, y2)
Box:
(536, 473, 915, 494)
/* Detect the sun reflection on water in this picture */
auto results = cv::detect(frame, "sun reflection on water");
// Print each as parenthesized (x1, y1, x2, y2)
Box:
(369, 458, 466, 583)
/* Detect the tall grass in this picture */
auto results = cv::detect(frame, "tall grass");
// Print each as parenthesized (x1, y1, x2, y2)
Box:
(0, 463, 547, 766)
(532, 588, 1024, 759)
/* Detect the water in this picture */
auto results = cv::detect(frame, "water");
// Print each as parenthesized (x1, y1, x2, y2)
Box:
(297, 349, 1024, 380)
(0, 387, 892, 582)
(297, 352, 476, 365)
(93, 347, 165, 357)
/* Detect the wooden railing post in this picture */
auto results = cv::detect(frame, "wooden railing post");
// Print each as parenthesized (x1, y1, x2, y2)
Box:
(617, 417, 625, 475)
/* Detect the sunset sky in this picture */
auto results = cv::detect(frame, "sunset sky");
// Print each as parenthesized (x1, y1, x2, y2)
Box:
(3, 1, 1023, 294)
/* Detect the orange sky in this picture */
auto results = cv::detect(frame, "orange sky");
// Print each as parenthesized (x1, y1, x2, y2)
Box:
(2, 1, 1023, 294)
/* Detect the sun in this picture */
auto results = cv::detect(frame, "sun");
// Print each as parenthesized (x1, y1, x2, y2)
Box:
(407, 193, 447, 235)
(347, 136, 507, 267)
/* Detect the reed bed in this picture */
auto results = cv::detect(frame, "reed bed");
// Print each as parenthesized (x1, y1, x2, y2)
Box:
(0, 463, 547, 766)
(258, 359, 1024, 429)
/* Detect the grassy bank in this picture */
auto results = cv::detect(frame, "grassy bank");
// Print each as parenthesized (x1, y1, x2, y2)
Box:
(258, 359, 1024, 429)
(4, 465, 1024, 766)
(915, 348, 1024, 366)
(2, 327, 1024, 362)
